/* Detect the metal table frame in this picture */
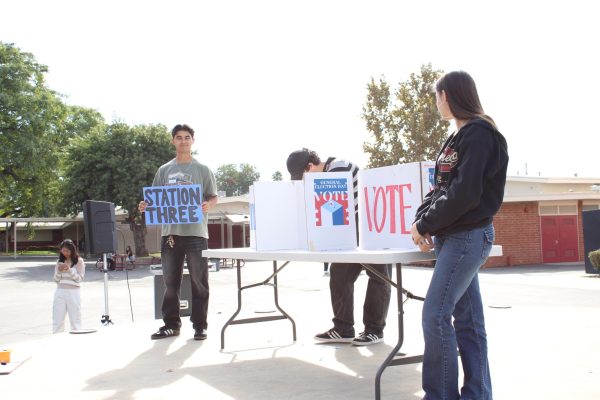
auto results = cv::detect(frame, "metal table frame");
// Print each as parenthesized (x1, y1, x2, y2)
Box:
(203, 246, 501, 399)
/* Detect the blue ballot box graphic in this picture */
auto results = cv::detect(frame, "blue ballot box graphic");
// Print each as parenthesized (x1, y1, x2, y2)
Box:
(321, 200, 344, 226)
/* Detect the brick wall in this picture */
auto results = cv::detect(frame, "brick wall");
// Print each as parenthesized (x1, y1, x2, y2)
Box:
(484, 201, 542, 267)
(577, 200, 585, 262)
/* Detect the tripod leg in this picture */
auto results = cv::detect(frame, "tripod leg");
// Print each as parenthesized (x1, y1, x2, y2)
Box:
(101, 253, 113, 325)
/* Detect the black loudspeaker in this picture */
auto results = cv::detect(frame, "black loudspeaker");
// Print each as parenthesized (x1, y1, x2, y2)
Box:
(153, 273, 192, 319)
(583, 209, 600, 274)
(82, 200, 117, 255)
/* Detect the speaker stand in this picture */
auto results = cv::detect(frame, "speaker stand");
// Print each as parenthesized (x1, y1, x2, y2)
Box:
(100, 253, 114, 326)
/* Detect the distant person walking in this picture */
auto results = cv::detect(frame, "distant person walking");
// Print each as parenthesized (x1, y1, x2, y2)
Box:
(52, 239, 86, 333)
(411, 70, 508, 400)
(126, 245, 135, 266)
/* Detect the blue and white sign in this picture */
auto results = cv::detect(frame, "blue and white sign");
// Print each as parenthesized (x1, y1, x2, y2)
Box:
(143, 184, 203, 225)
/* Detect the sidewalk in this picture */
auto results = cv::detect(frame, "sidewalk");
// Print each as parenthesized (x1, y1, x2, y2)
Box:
(0, 259, 599, 399)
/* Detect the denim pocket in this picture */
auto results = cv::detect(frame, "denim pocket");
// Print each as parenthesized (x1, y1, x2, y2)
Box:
(481, 226, 495, 259)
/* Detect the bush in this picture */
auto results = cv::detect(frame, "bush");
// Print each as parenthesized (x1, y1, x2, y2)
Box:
(589, 249, 600, 271)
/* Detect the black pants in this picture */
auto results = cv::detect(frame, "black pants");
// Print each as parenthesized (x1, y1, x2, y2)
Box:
(329, 263, 392, 337)
(161, 236, 209, 331)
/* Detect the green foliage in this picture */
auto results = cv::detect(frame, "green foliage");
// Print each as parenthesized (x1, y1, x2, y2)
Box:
(216, 163, 260, 196)
(589, 249, 600, 271)
(58, 122, 174, 219)
(0, 42, 104, 218)
(362, 63, 450, 168)
(272, 171, 283, 181)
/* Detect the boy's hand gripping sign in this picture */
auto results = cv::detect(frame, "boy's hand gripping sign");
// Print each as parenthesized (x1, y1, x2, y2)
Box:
(143, 184, 203, 225)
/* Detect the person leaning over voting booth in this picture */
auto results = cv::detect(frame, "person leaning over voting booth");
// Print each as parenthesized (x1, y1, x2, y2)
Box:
(411, 71, 508, 400)
(139, 123, 218, 341)
(287, 148, 392, 346)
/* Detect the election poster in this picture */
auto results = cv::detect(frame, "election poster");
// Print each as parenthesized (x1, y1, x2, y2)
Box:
(143, 184, 203, 225)
(303, 172, 357, 251)
(420, 160, 436, 200)
(357, 163, 421, 250)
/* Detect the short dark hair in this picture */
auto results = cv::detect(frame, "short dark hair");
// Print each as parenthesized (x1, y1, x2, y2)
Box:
(171, 124, 195, 138)
(286, 148, 321, 180)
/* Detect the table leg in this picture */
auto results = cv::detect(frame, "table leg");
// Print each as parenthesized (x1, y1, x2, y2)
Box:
(372, 262, 425, 400)
(374, 262, 404, 400)
(220, 259, 297, 349)
(272, 261, 296, 341)
(220, 259, 244, 349)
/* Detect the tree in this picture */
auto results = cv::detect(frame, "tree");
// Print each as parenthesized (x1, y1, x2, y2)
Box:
(58, 122, 174, 256)
(0, 42, 103, 219)
(362, 63, 450, 168)
(272, 171, 283, 181)
(215, 163, 260, 196)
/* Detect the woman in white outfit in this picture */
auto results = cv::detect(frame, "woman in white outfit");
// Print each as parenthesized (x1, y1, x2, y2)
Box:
(52, 239, 85, 333)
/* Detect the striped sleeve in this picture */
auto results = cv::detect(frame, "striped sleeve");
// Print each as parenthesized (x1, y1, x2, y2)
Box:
(327, 159, 359, 214)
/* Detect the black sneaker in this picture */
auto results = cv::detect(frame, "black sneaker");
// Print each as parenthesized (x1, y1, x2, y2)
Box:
(150, 326, 180, 340)
(194, 329, 207, 341)
(314, 328, 354, 343)
(352, 332, 383, 346)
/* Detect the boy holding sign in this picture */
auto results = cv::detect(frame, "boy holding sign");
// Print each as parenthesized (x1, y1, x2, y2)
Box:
(139, 124, 218, 341)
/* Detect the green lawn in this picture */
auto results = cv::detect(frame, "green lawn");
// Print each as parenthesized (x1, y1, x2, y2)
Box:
(1, 250, 56, 256)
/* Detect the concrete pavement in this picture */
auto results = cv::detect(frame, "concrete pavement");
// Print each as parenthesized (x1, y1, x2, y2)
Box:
(0, 258, 599, 399)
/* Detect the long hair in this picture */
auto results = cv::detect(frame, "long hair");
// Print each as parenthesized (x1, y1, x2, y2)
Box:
(58, 239, 79, 266)
(435, 71, 496, 129)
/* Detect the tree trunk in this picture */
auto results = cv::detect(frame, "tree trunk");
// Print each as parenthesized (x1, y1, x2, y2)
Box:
(130, 219, 149, 257)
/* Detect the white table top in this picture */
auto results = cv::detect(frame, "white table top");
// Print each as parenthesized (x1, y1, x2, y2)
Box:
(204, 245, 502, 264)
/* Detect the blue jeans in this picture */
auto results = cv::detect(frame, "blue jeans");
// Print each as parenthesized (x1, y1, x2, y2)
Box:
(161, 235, 209, 331)
(422, 224, 494, 400)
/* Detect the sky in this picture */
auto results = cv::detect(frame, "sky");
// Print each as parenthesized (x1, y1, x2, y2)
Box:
(1, 0, 599, 180)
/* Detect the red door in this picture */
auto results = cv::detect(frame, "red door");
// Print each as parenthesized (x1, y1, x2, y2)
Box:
(541, 216, 579, 263)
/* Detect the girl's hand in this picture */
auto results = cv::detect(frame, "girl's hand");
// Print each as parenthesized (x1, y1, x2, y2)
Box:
(411, 223, 433, 252)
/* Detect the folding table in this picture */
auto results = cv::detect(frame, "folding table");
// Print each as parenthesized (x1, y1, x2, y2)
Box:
(203, 246, 502, 399)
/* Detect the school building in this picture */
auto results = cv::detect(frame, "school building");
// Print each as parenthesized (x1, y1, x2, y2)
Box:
(485, 176, 600, 267)
(2, 177, 599, 268)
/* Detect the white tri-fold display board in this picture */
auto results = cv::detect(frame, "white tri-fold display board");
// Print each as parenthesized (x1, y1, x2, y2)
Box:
(358, 163, 421, 250)
(249, 162, 434, 252)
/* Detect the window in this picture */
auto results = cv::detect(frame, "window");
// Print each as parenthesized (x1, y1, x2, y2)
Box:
(539, 202, 578, 215)
(558, 205, 577, 215)
(539, 205, 558, 215)
(582, 203, 600, 212)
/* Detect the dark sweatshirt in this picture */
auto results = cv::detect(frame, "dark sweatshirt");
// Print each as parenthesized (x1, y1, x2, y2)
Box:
(414, 117, 509, 236)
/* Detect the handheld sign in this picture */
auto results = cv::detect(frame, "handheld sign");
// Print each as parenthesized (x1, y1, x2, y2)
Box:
(143, 184, 203, 225)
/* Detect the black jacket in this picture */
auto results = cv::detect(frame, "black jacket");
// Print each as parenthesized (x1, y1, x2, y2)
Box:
(414, 118, 509, 236)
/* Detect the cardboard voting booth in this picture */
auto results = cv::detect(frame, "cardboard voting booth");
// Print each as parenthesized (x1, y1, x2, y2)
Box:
(249, 162, 433, 252)
(420, 161, 436, 200)
(358, 163, 422, 250)
(249, 172, 356, 251)
(249, 181, 307, 251)
(303, 172, 357, 251)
